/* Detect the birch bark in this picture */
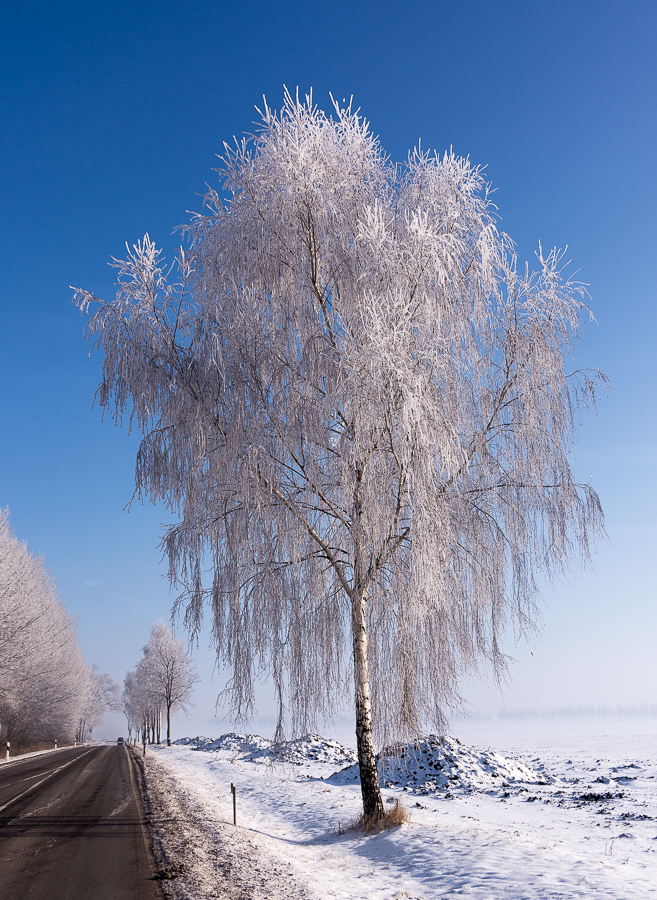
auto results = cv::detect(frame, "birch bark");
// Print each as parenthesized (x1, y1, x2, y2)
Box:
(351, 585, 384, 819)
(351, 467, 385, 819)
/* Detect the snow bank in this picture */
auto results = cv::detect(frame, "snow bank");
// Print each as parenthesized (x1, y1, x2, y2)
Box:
(247, 734, 357, 768)
(174, 732, 357, 768)
(174, 733, 272, 754)
(328, 734, 549, 793)
(177, 731, 546, 795)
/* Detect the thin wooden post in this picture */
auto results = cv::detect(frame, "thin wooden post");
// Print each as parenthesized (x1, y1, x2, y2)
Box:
(230, 783, 236, 825)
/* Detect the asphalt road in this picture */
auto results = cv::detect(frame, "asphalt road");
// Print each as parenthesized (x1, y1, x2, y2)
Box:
(0, 745, 162, 900)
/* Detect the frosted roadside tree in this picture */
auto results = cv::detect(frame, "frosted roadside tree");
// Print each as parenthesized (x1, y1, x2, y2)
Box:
(76, 665, 122, 742)
(0, 508, 107, 748)
(122, 670, 141, 740)
(122, 667, 154, 744)
(0, 507, 62, 697)
(74, 92, 606, 819)
(142, 621, 198, 745)
(131, 653, 163, 743)
(124, 621, 198, 745)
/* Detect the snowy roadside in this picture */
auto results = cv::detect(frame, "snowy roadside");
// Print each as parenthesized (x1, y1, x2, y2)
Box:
(141, 733, 657, 899)
(139, 744, 311, 899)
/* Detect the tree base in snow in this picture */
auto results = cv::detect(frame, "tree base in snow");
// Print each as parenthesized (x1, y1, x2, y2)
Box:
(337, 798, 410, 835)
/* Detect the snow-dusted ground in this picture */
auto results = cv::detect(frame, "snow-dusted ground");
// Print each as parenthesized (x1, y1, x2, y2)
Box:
(143, 732, 657, 899)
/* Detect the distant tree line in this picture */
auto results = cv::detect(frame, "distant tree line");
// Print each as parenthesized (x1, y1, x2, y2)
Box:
(123, 620, 198, 746)
(0, 508, 120, 750)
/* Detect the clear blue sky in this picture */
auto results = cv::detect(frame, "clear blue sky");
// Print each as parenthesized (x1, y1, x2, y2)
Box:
(1, 0, 655, 741)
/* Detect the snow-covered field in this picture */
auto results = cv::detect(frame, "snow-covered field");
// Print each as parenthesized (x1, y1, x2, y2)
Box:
(143, 732, 657, 899)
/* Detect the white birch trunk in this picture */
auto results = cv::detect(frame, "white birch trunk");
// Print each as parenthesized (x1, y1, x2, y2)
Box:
(351, 586, 385, 819)
(351, 502, 384, 819)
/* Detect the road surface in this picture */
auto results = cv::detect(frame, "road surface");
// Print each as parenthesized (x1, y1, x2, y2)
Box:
(0, 745, 162, 900)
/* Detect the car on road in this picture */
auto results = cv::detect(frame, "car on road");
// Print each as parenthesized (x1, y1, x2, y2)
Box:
(117, 737, 125, 745)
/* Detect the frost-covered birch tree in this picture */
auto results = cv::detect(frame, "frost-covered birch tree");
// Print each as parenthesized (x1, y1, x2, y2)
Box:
(123, 663, 157, 744)
(123, 621, 197, 745)
(142, 620, 198, 746)
(75, 91, 605, 819)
